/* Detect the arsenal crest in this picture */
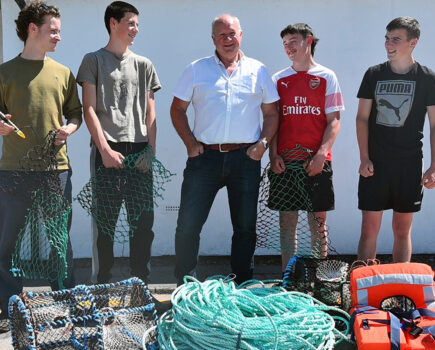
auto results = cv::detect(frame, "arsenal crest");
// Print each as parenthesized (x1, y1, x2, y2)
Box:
(309, 77, 320, 89)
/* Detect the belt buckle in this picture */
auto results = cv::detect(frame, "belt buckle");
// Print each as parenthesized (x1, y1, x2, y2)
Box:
(219, 144, 229, 152)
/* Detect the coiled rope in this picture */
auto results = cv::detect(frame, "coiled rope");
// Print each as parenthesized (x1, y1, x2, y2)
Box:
(143, 276, 350, 350)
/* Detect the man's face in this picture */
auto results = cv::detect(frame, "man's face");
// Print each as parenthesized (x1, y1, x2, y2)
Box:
(385, 29, 417, 62)
(282, 33, 311, 63)
(33, 15, 61, 52)
(212, 18, 242, 60)
(113, 12, 139, 46)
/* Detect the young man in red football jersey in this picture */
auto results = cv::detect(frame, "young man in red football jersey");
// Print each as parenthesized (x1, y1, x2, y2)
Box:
(268, 23, 344, 274)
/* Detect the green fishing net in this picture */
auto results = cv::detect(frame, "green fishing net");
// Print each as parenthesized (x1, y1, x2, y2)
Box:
(256, 145, 352, 308)
(256, 145, 335, 258)
(76, 145, 174, 243)
(9, 131, 71, 288)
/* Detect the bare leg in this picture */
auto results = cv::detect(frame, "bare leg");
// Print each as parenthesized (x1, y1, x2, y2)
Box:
(279, 211, 298, 272)
(308, 211, 328, 259)
(392, 211, 413, 262)
(358, 210, 383, 260)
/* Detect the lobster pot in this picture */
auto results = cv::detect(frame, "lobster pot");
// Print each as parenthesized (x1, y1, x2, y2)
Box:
(9, 278, 157, 350)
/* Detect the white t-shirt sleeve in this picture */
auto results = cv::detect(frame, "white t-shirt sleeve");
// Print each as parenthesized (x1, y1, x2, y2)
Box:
(325, 71, 345, 114)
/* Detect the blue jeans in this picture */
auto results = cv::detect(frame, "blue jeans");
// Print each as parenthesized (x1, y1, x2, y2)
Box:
(174, 148, 261, 284)
(0, 170, 75, 314)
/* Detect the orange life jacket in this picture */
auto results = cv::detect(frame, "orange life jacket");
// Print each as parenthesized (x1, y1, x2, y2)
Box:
(350, 263, 435, 350)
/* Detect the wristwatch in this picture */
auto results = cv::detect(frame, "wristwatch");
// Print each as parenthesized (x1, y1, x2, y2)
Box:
(260, 137, 269, 149)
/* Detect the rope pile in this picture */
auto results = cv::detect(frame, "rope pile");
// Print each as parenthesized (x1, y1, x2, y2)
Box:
(147, 277, 350, 350)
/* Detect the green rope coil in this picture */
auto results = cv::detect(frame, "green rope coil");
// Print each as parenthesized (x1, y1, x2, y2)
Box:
(154, 277, 350, 350)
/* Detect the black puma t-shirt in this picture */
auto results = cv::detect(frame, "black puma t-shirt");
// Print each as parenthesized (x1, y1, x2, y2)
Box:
(357, 61, 435, 161)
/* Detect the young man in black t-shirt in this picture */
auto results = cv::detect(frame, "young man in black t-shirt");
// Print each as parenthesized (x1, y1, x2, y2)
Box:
(356, 17, 435, 262)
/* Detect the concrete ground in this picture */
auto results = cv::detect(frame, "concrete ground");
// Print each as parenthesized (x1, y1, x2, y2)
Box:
(2, 254, 434, 349)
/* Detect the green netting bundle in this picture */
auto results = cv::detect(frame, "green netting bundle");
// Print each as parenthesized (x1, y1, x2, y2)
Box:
(11, 188, 71, 286)
(256, 145, 335, 258)
(76, 145, 174, 243)
(10, 131, 72, 288)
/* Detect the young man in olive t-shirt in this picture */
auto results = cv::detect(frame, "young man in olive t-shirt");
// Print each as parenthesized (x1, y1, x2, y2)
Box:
(0, 1, 82, 321)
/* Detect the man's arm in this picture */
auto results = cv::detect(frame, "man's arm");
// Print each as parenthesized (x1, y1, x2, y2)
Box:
(146, 90, 157, 153)
(305, 111, 341, 176)
(422, 105, 435, 188)
(82, 82, 124, 169)
(356, 98, 374, 177)
(247, 101, 279, 161)
(170, 96, 204, 157)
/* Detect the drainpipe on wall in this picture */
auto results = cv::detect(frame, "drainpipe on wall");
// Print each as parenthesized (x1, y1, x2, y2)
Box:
(15, 0, 26, 10)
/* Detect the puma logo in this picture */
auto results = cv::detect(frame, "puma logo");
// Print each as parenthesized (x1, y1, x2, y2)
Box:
(281, 81, 289, 88)
(379, 98, 409, 121)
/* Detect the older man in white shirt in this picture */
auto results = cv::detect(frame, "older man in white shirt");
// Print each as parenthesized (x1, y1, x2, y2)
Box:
(170, 14, 279, 285)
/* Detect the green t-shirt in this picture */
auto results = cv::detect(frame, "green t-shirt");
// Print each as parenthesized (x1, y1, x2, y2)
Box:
(0, 55, 82, 170)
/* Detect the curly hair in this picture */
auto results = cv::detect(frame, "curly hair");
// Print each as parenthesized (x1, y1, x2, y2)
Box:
(15, 1, 61, 42)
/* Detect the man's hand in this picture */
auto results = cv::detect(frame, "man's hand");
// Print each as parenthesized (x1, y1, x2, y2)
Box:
(271, 154, 286, 174)
(305, 153, 326, 176)
(246, 141, 266, 161)
(0, 114, 14, 136)
(55, 124, 74, 145)
(101, 147, 125, 169)
(422, 166, 435, 189)
(187, 141, 204, 158)
(359, 159, 374, 178)
(135, 146, 155, 173)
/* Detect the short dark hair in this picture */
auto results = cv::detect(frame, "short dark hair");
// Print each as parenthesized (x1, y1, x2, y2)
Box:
(386, 17, 420, 40)
(15, 1, 60, 43)
(104, 1, 139, 34)
(280, 23, 319, 56)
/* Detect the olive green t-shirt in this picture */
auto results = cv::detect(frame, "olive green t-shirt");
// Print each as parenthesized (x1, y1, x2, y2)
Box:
(0, 55, 82, 170)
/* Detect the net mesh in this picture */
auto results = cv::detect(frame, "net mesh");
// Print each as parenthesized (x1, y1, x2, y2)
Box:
(256, 145, 352, 309)
(256, 145, 336, 258)
(76, 145, 174, 243)
(5, 131, 72, 288)
(9, 278, 158, 350)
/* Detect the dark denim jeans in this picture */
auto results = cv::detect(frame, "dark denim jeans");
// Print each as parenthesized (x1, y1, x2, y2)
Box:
(174, 147, 261, 284)
(0, 170, 75, 314)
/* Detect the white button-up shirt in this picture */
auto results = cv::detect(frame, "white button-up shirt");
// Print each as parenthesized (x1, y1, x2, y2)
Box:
(173, 54, 279, 144)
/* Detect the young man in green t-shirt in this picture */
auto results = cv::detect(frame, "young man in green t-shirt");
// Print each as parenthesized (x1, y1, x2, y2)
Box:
(0, 1, 82, 323)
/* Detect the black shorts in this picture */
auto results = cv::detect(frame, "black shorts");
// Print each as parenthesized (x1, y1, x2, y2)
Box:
(267, 161, 334, 212)
(358, 158, 423, 213)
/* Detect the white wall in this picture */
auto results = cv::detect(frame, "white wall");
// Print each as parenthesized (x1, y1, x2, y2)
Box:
(2, 0, 435, 257)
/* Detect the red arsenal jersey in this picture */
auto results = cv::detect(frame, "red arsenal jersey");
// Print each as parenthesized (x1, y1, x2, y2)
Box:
(272, 64, 345, 161)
